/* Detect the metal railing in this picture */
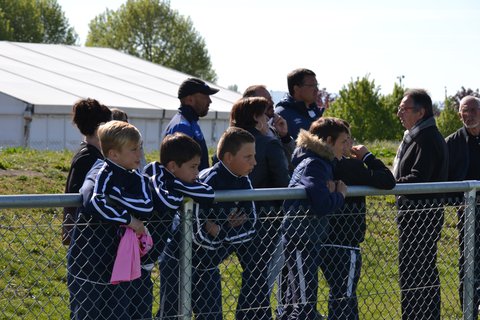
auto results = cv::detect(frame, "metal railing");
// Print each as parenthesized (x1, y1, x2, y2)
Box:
(0, 181, 479, 319)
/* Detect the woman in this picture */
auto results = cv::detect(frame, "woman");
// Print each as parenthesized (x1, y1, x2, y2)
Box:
(63, 98, 111, 245)
(230, 97, 290, 318)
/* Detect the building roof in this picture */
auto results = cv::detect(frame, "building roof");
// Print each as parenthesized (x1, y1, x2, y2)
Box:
(0, 41, 240, 116)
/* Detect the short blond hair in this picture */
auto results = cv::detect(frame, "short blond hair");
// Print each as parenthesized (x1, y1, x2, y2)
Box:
(97, 120, 141, 155)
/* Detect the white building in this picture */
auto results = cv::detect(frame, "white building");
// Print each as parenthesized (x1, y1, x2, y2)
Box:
(0, 41, 241, 152)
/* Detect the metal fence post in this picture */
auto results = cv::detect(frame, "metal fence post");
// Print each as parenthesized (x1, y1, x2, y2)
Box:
(463, 188, 476, 320)
(179, 199, 194, 320)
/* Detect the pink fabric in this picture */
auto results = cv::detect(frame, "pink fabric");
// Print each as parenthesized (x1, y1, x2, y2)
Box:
(110, 227, 153, 284)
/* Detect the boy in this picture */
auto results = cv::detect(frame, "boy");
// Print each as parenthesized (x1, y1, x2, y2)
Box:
(67, 120, 153, 320)
(192, 127, 271, 320)
(142, 132, 215, 319)
(279, 117, 348, 320)
(322, 128, 395, 319)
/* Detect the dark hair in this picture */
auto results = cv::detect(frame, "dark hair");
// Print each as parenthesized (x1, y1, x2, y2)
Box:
(242, 85, 267, 98)
(309, 117, 350, 142)
(111, 108, 129, 122)
(230, 97, 268, 129)
(72, 98, 112, 136)
(287, 68, 316, 96)
(217, 127, 255, 160)
(404, 88, 433, 119)
(160, 132, 201, 166)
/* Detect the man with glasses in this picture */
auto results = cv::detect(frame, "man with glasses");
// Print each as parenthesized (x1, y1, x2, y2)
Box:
(446, 95, 480, 318)
(394, 89, 448, 320)
(275, 68, 324, 140)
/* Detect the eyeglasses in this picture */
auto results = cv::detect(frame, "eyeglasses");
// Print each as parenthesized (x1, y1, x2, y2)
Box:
(302, 83, 319, 89)
(397, 106, 415, 113)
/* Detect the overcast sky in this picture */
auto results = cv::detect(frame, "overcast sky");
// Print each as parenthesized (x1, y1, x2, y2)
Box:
(57, 0, 480, 103)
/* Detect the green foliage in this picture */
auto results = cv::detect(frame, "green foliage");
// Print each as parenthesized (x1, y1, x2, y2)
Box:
(379, 83, 405, 140)
(437, 97, 462, 137)
(450, 86, 480, 110)
(0, 0, 78, 44)
(86, 0, 217, 82)
(325, 75, 403, 141)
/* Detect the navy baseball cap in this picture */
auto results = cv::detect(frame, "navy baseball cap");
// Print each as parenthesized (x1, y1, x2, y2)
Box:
(178, 78, 219, 99)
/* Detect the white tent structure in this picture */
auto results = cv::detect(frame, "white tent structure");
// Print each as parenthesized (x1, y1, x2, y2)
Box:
(0, 41, 241, 152)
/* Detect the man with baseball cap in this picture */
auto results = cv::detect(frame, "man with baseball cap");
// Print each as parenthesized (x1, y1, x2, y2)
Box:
(163, 78, 219, 170)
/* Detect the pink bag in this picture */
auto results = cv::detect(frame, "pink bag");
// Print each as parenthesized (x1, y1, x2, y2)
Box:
(110, 227, 153, 284)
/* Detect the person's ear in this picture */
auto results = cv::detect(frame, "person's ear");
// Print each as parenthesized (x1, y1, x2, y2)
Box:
(166, 160, 178, 173)
(326, 136, 334, 146)
(223, 151, 233, 165)
(418, 108, 426, 118)
(107, 148, 119, 161)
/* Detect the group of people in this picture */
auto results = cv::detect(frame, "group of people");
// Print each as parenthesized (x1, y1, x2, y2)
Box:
(62, 67, 480, 320)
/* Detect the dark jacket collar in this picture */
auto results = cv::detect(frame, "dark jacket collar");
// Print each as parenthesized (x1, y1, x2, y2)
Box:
(179, 104, 199, 122)
(276, 94, 322, 118)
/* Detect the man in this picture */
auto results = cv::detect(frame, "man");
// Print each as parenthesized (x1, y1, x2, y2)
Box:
(394, 89, 448, 320)
(445, 96, 480, 318)
(163, 77, 219, 170)
(243, 84, 295, 169)
(275, 68, 324, 140)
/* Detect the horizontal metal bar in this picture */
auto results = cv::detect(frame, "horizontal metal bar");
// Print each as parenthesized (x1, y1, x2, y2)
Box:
(0, 193, 81, 208)
(0, 181, 478, 208)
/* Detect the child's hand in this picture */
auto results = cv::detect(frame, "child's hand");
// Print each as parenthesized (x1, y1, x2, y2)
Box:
(205, 220, 220, 238)
(326, 180, 336, 193)
(335, 180, 348, 198)
(227, 209, 247, 228)
(350, 145, 369, 159)
(128, 217, 146, 235)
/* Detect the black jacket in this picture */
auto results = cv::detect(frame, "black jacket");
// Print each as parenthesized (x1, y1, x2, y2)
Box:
(395, 125, 448, 208)
(246, 127, 290, 214)
(330, 154, 396, 246)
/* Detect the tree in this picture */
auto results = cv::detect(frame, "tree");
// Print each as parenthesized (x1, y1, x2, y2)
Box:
(379, 82, 405, 140)
(325, 75, 401, 141)
(228, 84, 239, 93)
(437, 97, 462, 137)
(86, 0, 217, 82)
(0, 0, 78, 44)
(451, 87, 480, 110)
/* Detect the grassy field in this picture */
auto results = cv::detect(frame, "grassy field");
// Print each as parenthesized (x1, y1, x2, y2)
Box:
(0, 143, 465, 319)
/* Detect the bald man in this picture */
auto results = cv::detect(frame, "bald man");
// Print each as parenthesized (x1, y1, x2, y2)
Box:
(446, 95, 480, 318)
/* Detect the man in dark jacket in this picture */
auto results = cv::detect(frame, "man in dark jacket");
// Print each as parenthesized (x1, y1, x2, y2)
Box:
(163, 78, 219, 170)
(275, 68, 324, 140)
(445, 95, 480, 318)
(394, 89, 449, 320)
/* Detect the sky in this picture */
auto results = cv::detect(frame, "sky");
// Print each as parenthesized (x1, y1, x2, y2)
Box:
(57, 0, 480, 103)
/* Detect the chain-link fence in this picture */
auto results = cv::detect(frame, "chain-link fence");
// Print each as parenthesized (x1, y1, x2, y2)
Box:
(0, 182, 479, 319)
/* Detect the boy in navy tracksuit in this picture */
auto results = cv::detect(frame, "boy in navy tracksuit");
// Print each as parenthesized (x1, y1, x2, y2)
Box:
(67, 121, 153, 320)
(321, 135, 395, 320)
(280, 118, 348, 320)
(141, 132, 214, 319)
(193, 127, 272, 320)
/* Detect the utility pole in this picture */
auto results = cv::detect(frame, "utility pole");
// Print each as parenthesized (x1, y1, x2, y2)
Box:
(397, 75, 405, 87)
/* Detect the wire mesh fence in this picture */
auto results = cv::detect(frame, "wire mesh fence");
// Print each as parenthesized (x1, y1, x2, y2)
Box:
(0, 182, 479, 319)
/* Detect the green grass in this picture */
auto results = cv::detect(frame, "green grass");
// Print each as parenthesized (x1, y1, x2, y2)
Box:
(0, 143, 466, 319)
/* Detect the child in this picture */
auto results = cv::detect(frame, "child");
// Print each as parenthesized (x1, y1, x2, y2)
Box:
(142, 132, 215, 319)
(110, 107, 147, 169)
(323, 125, 395, 319)
(279, 117, 348, 320)
(67, 120, 153, 320)
(192, 126, 271, 320)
